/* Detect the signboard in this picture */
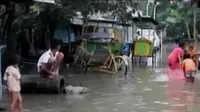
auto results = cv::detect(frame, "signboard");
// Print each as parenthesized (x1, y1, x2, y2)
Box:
(33, 0, 55, 4)
(133, 40, 153, 57)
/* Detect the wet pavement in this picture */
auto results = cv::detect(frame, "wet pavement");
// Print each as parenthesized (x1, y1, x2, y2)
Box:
(3, 43, 200, 112)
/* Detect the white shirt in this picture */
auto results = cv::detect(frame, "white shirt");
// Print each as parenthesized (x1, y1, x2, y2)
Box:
(4, 65, 21, 92)
(37, 49, 58, 72)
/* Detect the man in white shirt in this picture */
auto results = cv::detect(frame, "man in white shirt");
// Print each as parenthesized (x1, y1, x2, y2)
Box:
(37, 39, 64, 78)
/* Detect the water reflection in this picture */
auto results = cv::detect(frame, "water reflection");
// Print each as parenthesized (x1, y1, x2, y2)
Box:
(166, 81, 195, 112)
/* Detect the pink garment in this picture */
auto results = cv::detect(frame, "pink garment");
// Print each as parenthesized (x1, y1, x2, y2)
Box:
(3, 65, 21, 92)
(48, 52, 64, 72)
(167, 68, 185, 80)
(167, 47, 184, 69)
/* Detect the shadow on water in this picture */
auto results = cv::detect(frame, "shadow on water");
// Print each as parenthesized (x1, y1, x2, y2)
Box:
(3, 43, 200, 112)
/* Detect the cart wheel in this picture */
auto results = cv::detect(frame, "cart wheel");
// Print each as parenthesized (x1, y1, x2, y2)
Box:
(114, 56, 128, 76)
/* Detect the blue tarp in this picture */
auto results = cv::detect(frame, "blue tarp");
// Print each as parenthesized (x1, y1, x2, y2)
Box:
(54, 27, 75, 43)
(121, 43, 131, 56)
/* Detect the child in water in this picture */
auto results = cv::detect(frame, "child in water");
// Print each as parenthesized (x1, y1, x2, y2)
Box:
(4, 54, 23, 112)
(187, 43, 198, 65)
(182, 53, 196, 82)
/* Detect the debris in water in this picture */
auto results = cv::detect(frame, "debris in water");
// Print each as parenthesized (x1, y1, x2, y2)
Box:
(65, 85, 89, 94)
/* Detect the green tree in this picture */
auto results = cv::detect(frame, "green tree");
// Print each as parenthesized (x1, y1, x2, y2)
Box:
(157, 1, 200, 39)
(1, 0, 139, 56)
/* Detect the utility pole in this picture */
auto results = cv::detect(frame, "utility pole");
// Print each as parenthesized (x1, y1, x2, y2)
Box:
(153, 2, 160, 19)
(193, 2, 197, 42)
(146, 0, 154, 16)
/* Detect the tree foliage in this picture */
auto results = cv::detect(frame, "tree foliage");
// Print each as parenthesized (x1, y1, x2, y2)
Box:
(30, 0, 137, 23)
(0, 0, 140, 54)
(157, 1, 200, 39)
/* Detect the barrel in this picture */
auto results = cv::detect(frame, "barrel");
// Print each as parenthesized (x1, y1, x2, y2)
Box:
(20, 75, 66, 94)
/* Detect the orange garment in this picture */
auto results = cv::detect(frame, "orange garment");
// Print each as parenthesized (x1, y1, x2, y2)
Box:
(187, 47, 198, 64)
(182, 59, 196, 72)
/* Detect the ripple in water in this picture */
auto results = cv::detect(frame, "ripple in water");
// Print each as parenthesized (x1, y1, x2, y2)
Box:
(152, 74, 169, 82)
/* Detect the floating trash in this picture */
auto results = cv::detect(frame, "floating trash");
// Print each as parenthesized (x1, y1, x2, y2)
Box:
(65, 85, 89, 94)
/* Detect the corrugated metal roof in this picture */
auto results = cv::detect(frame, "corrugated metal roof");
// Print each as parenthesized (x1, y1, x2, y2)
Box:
(132, 17, 159, 25)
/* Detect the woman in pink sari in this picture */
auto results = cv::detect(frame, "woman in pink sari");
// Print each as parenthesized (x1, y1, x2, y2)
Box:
(167, 42, 185, 80)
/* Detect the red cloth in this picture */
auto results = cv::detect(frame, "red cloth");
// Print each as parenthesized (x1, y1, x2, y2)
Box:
(167, 47, 184, 69)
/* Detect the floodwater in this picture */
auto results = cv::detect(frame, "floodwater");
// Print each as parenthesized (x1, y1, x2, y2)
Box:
(3, 43, 200, 112)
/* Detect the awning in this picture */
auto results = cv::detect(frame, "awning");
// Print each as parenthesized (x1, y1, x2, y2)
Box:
(0, 0, 55, 4)
(132, 17, 159, 29)
(33, 0, 55, 4)
(0, 0, 32, 3)
(72, 17, 131, 28)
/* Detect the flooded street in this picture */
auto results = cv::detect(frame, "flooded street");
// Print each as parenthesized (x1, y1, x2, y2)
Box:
(3, 43, 200, 112)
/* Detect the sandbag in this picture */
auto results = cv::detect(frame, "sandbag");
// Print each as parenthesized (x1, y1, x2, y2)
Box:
(20, 75, 66, 94)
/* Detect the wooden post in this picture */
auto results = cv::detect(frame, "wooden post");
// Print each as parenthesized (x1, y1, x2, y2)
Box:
(0, 45, 4, 101)
(68, 25, 71, 54)
(0, 45, 5, 111)
(160, 30, 163, 65)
